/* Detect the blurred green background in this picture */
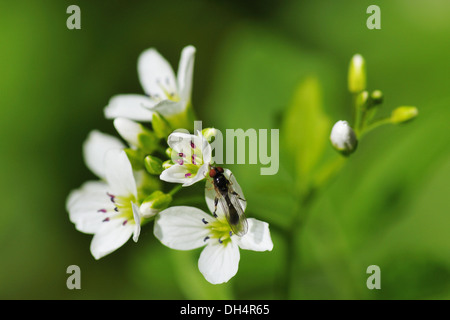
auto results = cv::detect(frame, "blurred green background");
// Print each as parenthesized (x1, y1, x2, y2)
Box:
(0, 0, 449, 299)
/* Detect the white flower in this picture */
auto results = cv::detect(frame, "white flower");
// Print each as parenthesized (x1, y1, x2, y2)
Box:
(66, 131, 143, 259)
(155, 167, 272, 284)
(104, 46, 196, 124)
(330, 120, 358, 155)
(154, 205, 273, 284)
(160, 131, 211, 186)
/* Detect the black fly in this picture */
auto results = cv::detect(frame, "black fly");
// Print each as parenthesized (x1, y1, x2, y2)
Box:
(209, 166, 248, 237)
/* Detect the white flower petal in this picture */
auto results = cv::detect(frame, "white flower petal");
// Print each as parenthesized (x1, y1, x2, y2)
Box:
(66, 181, 113, 234)
(198, 241, 240, 284)
(167, 131, 212, 163)
(104, 94, 155, 122)
(154, 206, 211, 250)
(160, 163, 208, 187)
(90, 218, 134, 260)
(159, 164, 192, 185)
(83, 131, 125, 180)
(167, 131, 195, 152)
(138, 48, 178, 99)
(132, 202, 141, 242)
(113, 117, 144, 148)
(151, 100, 186, 118)
(196, 130, 212, 164)
(235, 218, 273, 252)
(187, 163, 209, 186)
(104, 149, 137, 198)
(177, 45, 196, 102)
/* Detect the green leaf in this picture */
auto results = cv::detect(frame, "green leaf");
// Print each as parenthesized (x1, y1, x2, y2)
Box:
(280, 76, 332, 194)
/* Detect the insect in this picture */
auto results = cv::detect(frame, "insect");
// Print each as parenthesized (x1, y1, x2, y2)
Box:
(209, 166, 248, 237)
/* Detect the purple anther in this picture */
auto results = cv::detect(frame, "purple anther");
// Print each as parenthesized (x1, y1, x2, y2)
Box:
(107, 192, 116, 203)
(185, 173, 192, 178)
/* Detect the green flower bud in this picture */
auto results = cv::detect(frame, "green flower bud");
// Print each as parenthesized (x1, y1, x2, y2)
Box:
(330, 120, 358, 156)
(348, 54, 366, 93)
(162, 159, 175, 170)
(138, 130, 160, 154)
(140, 191, 172, 218)
(390, 106, 418, 124)
(356, 90, 369, 110)
(152, 112, 173, 139)
(114, 118, 159, 153)
(165, 147, 173, 159)
(144, 155, 163, 175)
(202, 127, 218, 143)
(370, 90, 383, 105)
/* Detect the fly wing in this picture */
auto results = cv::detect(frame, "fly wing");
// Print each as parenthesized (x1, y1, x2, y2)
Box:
(215, 191, 229, 218)
(226, 187, 248, 237)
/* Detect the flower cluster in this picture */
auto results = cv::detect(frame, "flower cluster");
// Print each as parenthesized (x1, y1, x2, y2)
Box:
(330, 54, 418, 156)
(66, 46, 273, 284)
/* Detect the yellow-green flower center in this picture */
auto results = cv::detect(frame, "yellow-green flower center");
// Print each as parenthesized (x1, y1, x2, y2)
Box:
(104, 193, 137, 225)
(205, 217, 233, 246)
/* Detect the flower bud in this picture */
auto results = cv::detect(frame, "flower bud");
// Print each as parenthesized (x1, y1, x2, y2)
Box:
(356, 90, 369, 110)
(152, 112, 173, 139)
(144, 155, 163, 175)
(114, 118, 159, 153)
(165, 147, 173, 158)
(140, 191, 172, 218)
(202, 128, 218, 143)
(348, 54, 366, 93)
(370, 90, 383, 105)
(330, 120, 358, 156)
(390, 106, 418, 124)
(162, 159, 174, 170)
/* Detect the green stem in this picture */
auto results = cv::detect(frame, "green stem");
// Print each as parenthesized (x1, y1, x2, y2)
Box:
(171, 195, 205, 206)
(280, 189, 315, 299)
(352, 94, 362, 134)
(359, 117, 391, 138)
(280, 156, 347, 299)
(168, 184, 183, 196)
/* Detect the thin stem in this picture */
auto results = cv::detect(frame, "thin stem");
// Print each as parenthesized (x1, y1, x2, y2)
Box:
(171, 195, 205, 206)
(353, 96, 363, 135)
(359, 117, 391, 138)
(168, 184, 183, 196)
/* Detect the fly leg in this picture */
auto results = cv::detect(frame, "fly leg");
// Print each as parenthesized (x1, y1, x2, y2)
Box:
(213, 197, 219, 218)
(228, 173, 246, 202)
(231, 191, 246, 202)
